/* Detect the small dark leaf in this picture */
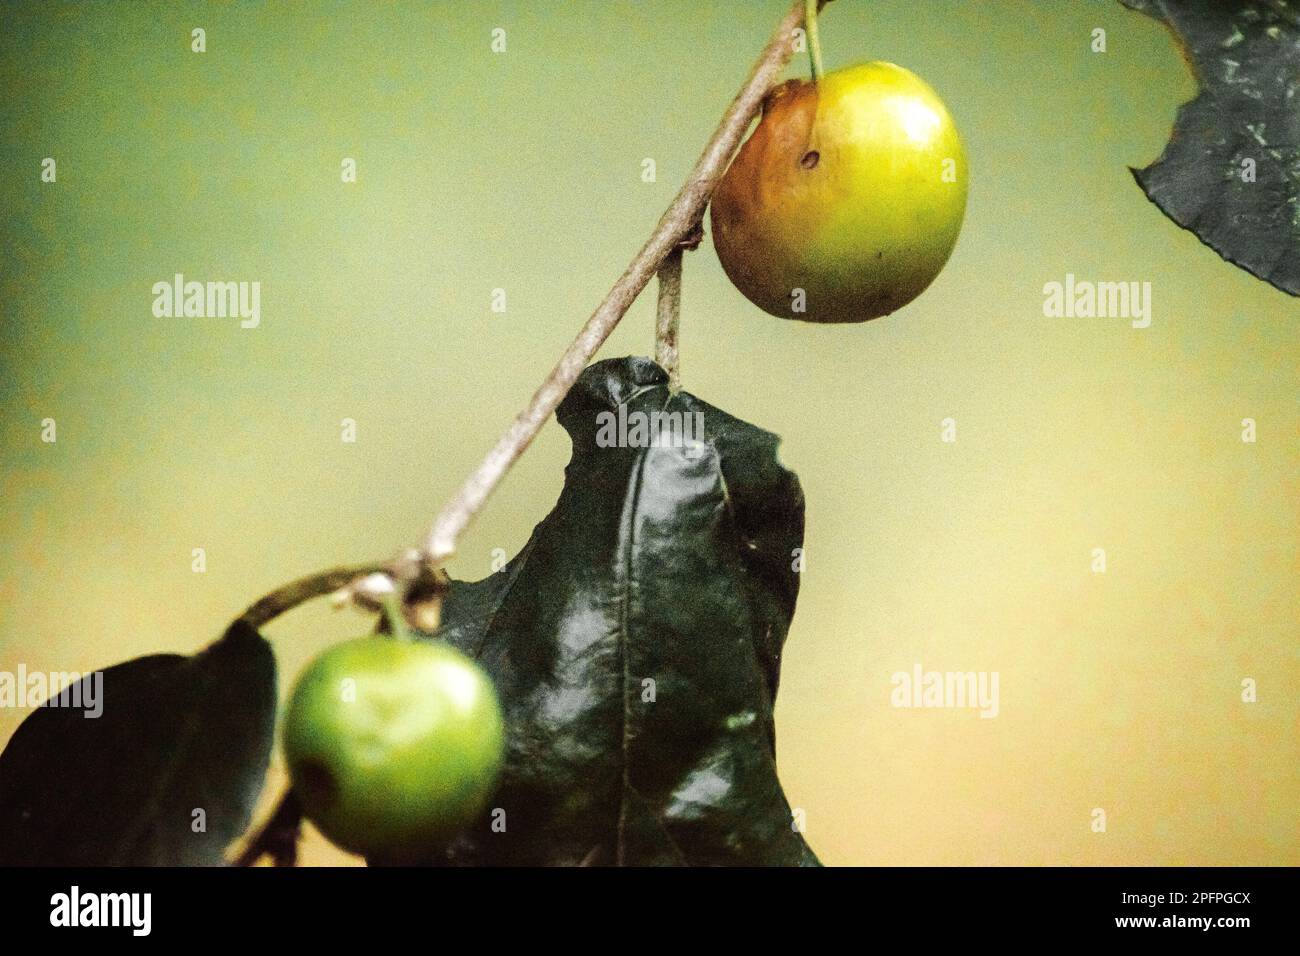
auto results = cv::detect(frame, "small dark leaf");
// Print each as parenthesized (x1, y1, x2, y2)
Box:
(406, 357, 816, 866)
(0, 621, 276, 865)
(1122, 0, 1300, 294)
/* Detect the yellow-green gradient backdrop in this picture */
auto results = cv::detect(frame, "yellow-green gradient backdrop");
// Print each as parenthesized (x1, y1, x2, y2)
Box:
(1, 1, 1296, 866)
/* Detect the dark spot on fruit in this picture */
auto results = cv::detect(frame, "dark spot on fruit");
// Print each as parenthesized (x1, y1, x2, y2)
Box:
(800, 150, 820, 170)
(296, 760, 338, 807)
(876, 250, 883, 259)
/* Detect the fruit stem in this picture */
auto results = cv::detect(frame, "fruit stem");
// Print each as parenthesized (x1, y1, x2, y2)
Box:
(655, 224, 703, 393)
(805, 0, 824, 82)
(380, 593, 413, 642)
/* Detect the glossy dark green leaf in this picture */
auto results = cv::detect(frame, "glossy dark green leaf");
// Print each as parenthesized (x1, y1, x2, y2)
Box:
(401, 356, 816, 866)
(1122, 0, 1300, 294)
(0, 621, 276, 865)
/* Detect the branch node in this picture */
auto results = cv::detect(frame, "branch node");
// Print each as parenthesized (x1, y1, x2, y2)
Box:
(677, 221, 705, 251)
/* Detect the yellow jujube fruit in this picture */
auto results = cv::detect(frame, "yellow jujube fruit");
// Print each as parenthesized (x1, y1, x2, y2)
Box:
(711, 61, 968, 323)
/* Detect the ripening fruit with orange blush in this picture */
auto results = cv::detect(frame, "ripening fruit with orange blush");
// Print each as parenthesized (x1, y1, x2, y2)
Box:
(711, 61, 968, 323)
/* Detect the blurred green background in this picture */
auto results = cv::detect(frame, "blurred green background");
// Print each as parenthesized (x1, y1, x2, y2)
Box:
(1, 0, 1296, 866)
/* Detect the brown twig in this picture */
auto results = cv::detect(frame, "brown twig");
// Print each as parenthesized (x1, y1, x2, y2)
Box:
(238, 563, 386, 629)
(227, 0, 829, 869)
(655, 249, 684, 391)
(655, 224, 704, 393)
(236, 1, 830, 625)
(416, 0, 820, 571)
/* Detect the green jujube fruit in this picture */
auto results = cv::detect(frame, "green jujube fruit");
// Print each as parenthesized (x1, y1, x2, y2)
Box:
(282, 636, 505, 860)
